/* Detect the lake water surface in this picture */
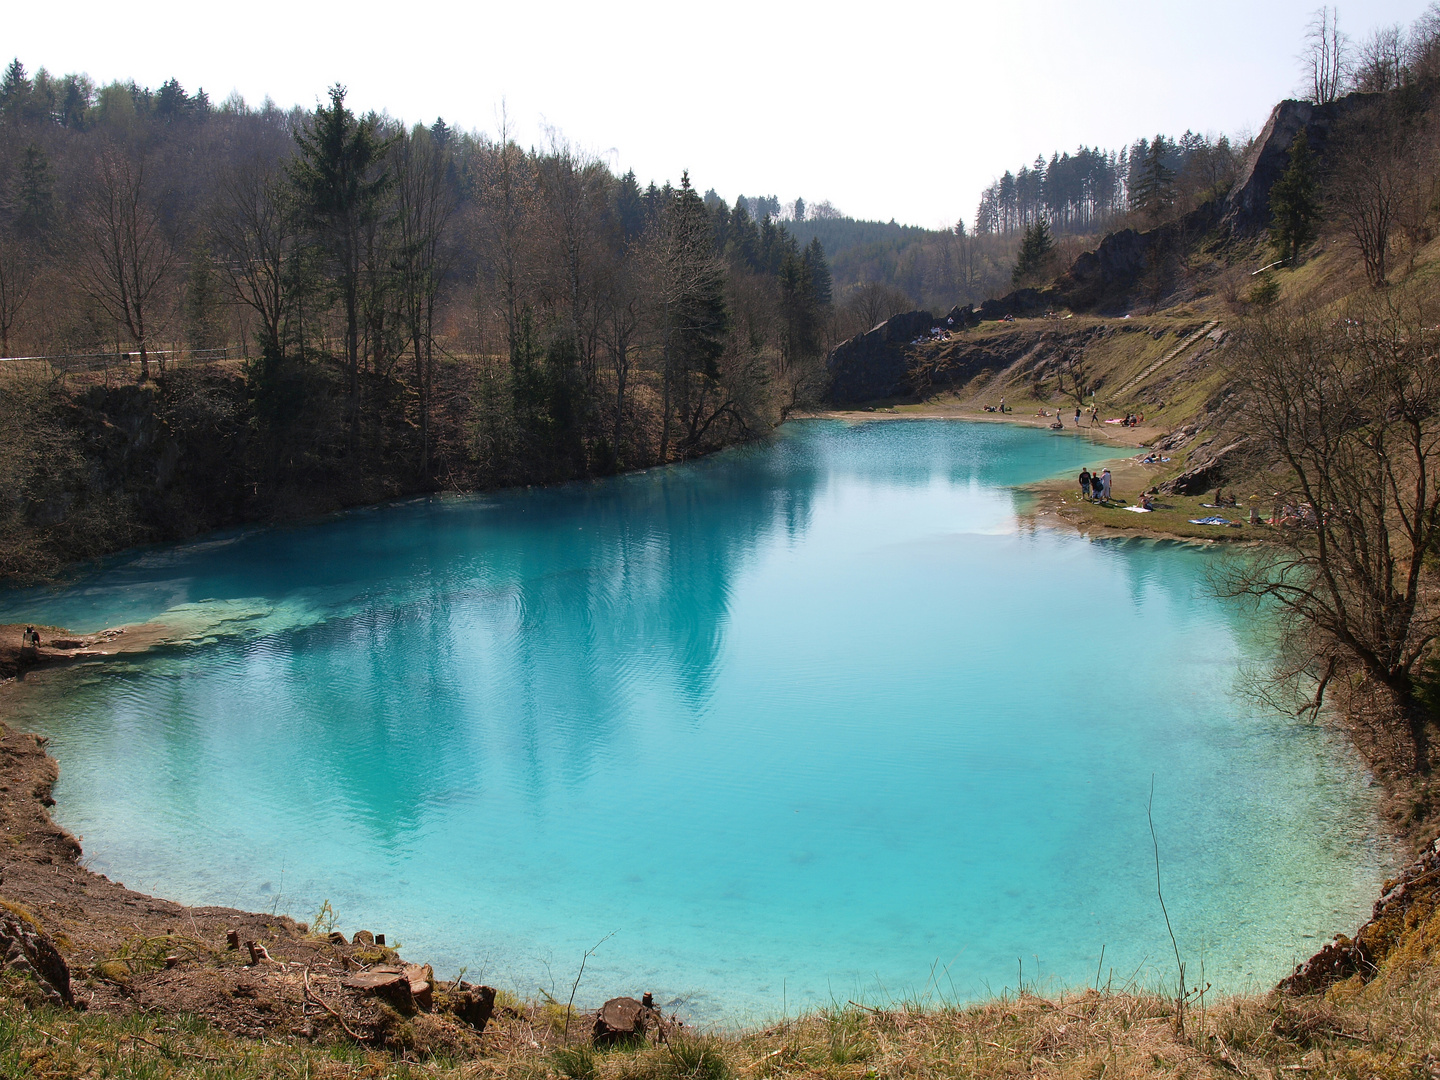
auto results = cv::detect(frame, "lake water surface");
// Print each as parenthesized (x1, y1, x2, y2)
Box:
(0, 419, 1389, 1021)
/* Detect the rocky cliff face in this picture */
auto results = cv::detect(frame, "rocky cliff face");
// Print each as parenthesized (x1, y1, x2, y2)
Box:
(826, 306, 976, 403)
(1223, 91, 1382, 234)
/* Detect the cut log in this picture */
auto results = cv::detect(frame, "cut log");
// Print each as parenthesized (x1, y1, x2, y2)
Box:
(342, 970, 415, 1014)
(593, 996, 649, 1046)
(453, 985, 496, 1031)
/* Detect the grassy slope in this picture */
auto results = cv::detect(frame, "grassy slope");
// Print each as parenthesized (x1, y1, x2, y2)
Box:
(4, 925, 1439, 1079)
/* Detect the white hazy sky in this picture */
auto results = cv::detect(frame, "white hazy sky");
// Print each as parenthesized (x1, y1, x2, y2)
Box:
(6, 0, 1431, 227)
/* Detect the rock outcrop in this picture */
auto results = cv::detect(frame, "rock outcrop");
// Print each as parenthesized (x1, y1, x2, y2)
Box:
(826, 310, 938, 403)
(0, 916, 72, 1007)
(826, 305, 986, 403)
(1223, 91, 1384, 235)
(1281, 834, 1440, 995)
(1156, 438, 1250, 496)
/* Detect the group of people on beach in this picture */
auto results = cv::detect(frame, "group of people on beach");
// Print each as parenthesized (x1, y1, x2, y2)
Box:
(1078, 467, 1112, 503)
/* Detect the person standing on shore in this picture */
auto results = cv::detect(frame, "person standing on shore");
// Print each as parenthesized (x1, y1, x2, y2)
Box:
(1079, 468, 1092, 500)
(1100, 468, 1112, 502)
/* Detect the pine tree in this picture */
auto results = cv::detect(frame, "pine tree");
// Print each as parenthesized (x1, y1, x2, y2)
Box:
(1011, 218, 1054, 286)
(0, 59, 30, 123)
(15, 143, 54, 237)
(288, 84, 391, 414)
(654, 172, 727, 459)
(1268, 130, 1322, 264)
(1130, 137, 1176, 223)
(614, 170, 645, 240)
(803, 237, 831, 307)
(183, 241, 227, 350)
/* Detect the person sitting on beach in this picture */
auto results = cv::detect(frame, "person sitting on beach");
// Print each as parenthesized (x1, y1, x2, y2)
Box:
(1139, 491, 1155, 510)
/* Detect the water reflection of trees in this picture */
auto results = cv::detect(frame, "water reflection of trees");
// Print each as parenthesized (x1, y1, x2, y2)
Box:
(26, 419, 1115, 848)
(134, 437, 823, 841)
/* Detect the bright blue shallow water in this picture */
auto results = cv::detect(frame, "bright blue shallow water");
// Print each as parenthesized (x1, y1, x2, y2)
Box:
(0, 419, 1387, 1022)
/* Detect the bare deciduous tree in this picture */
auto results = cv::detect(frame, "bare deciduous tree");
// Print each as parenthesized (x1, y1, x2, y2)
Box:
(537, 133, 608, 393)
(1221, 301, 1440, 770)
(212, 157, 295, 361)
(71, 150, 177, 380)
(394, 124, 456, 480)
(1327, 99, 1430, 287)
(598, 260, 642, 467)
(1302, 6, 1351, 104)
(838, 281, 912, 340)
(473, 107, 536, 372)
(0, 234, 37, 357)
(1352, 23, 1406, 91)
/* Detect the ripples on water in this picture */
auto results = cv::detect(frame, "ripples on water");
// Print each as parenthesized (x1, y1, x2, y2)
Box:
(0, 420, 1389, 1022)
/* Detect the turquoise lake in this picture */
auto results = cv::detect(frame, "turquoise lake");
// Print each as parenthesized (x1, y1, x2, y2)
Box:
(0, 419, 1388, 1021)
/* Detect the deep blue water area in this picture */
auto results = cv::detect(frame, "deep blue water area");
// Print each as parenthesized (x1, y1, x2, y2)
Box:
(0, 419, 1387, 1021)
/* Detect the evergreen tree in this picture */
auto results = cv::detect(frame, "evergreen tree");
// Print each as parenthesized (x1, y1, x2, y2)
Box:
(1130, 136, 1176, 222)
(288, 84, 391, 414)
(1268, 130, 1322, 264)
(182, 241, 227, 350)
(615, 170, 645, 240)
(0, 59, 31, 123)
(655, 172, 728, 459)
(803, 237, 831, 307)
(1011, 218, 1054, 286)
(15, 143, 54, 237)
(155, 77, 189, 121)
(58, 74, 91, 128)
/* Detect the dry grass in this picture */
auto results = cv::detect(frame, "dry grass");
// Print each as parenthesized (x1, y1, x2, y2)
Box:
(5, 953, 1440, 1080)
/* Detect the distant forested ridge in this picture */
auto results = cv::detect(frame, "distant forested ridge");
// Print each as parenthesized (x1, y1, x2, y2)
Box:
(972, 133, 1243, 237)
(0, 62, 834, 578)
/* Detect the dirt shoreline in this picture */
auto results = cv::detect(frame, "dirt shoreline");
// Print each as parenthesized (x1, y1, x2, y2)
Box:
(0, 703, 518, 1049)
(807, 405, 1262, 544)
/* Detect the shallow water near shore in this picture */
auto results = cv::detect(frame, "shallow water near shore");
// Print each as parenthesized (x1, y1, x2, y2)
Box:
(0, 419, 1388, 1022)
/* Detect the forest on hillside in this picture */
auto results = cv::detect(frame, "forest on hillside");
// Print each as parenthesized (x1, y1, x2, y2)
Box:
(0, 68, 838, 577)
